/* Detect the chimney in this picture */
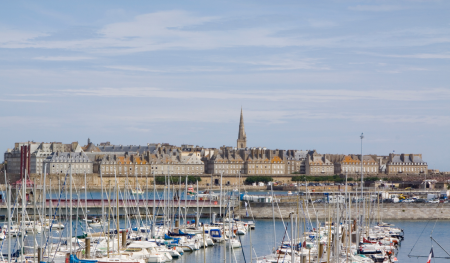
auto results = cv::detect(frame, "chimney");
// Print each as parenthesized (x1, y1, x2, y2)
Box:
(28, 144, 31, 175)
(20, 145, 24, 179)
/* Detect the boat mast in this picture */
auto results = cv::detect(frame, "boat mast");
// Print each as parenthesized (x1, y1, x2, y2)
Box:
(178, 176, 181, 228)
(85, 172, 88, 227)
(220, 172, 223, 218)
(41, 164, 47, 260)
(21, 169, 26, 258)
(271, 183, 276, 251)
(7, 184, 11, 263)
(360, 133, 364, 235)
(33, 182, 37, 261)
(238, 171, 241, 217)
(116, 171, 120, 253)
(196, 180, 199, 228)
(100, 169, 104, 227)
(146, 176, 149, 240)
(185, 175, 187, 231)
(152, 171, 156, 239)
(69, 164, 73, 255)
(107, 181, 111, 258)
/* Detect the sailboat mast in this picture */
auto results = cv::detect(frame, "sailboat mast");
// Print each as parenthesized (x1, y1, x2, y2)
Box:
(69, 164, 73, 255)
(196, 180, 199, 227)
(178, 176, 181, 227)
(146, 177, 149, 240)
(33, 182, 37, 260)
(85, 172, 88, 227)
(7, 185, 11, 263)
(21, 170, 26, 257)
(360, 133, 365, 233)
(152, 171, 156, 238)
(185, 176, 187, 227)
(271, 183, 276, 250)
(41, 165, 46, 260)
(220, 172, 223, 218)
(107, 181, 111, 258)
(238, 171, 241, 216)
(101, 170, 104, 225)
(116, 174, 120, 252)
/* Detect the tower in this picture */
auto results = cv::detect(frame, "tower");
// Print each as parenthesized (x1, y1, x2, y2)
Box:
(237, 108, 247, 149)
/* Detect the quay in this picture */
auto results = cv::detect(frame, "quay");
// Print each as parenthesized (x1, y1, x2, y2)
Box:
(0, 199, 238, 218)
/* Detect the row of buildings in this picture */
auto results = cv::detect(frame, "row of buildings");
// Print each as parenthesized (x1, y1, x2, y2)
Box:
(3, 109, 429, 177)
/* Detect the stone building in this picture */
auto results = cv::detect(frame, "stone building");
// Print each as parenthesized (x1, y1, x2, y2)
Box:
(4, 141, 82, 175)
(285, 150, 308, 174)
(245, 148, 285, 175)
(4, 142, 41, 174)
(207, 147, 245, 175)
(206, 147, 285, 175)
(305, 151, 334, 175)
(333, 155, 379, 175)
(386, 153, 428, 175)
(98, 147, 205, 176)
(44, 151, 93, 175)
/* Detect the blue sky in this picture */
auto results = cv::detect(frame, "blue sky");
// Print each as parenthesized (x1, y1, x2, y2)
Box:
(1, 1, 449, 171)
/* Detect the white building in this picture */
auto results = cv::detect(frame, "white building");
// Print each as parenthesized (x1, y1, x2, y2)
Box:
(44, 152, 93, 175)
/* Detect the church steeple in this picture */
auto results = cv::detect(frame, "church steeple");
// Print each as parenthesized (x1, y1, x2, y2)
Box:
(237, 107, 247, 149)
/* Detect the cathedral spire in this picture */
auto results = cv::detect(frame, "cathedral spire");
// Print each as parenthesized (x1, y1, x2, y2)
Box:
(237, 107, 247, 149)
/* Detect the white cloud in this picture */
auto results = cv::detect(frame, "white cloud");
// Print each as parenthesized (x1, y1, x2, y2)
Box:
(104, 66, 166, 73)
(0, 99, 47, 103)
(307, 19, 337, 28)
(235, 57, 330, 71)
(358, 52, 450, 59)
(18, 87, 449, 103)
(33, 56, 95, 61)
(348, 5, 407, 12)
(103, 65, 230, 73)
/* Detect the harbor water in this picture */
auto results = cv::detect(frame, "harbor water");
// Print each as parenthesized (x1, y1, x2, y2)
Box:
(2, 219, 449, 262)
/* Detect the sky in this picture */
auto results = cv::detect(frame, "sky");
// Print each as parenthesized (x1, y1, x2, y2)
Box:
(1, 0, 449, 171)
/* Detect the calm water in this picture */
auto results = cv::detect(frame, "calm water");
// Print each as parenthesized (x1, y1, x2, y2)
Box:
(2, 218, 449, 262)
(174, 219, 450, 263)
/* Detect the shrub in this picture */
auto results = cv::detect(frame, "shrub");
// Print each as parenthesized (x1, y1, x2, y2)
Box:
(365, 177, 380, 182)
(154, 175, 201, 185)
(244, 176, 273, 185)
(291, 175, 345, 182)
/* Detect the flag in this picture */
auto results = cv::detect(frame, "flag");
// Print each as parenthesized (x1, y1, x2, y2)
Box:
(427, 248, 434, 263)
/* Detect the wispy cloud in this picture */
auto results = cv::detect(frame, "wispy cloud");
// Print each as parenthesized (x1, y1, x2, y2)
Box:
(348, 5, 407, 12)
(358, 52, 450, 59)
(104, 66, 165, 73)
(14, 87, 449, 103)
(307, 19, 337, 28)
(235, 57, 330, 71)
(33, 56, 95, 61)
(0, 99, 47, 103)
(103, 65, 230, 73)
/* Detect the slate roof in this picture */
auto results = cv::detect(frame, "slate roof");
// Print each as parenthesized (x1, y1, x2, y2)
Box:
(390, 155, 424, 163)
(97, 144, 158, 154)
(45, 152, 92, 163)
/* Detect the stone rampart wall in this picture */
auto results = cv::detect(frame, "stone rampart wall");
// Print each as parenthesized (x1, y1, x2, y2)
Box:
(239, 202, 450, 220)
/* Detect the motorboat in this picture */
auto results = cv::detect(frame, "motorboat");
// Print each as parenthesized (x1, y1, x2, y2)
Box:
(226, 238, 241, 248)
(122, 241, 171, 263)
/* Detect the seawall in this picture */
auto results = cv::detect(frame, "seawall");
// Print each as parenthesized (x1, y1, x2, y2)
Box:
(237, 202, 450, 220)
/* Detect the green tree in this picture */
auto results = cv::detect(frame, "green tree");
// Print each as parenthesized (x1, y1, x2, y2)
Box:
(244, 176, 273, 185)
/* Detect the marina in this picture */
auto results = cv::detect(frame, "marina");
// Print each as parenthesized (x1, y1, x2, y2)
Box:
(1, 167, 446, 263)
